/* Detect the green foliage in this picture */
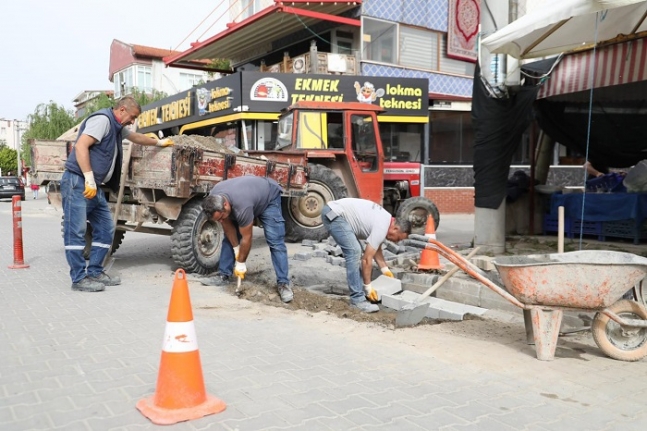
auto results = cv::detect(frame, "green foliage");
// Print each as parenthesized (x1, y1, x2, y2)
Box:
(0, 145, 18, 175)
(21, 101, 76, 167)
(206, 58, 232, 78)
(128, 87, 169, 107)
(81, 93, 115, 119)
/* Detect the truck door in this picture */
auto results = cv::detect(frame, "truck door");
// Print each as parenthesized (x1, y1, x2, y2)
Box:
(346, 112, 384, 203)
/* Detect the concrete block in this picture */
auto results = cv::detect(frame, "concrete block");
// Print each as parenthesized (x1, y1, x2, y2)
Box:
(472, 255, 496, 271)
(301, 239, 317, 247)
(293, 252, 312, 261)
(382, 291, 488, 321)
(325, 255, 334, 264)
(372, 275, 402, 299)
(384, 240, 400, 254)
(383, 250, 397, 260)
(331, 246, 343, 257)
(327, 236, 337, 246)
(331, 257, 345, 267)
(313, 250, 328, 258)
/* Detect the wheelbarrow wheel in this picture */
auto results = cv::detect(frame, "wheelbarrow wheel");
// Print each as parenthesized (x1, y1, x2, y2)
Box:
(592, 300, 647, 362)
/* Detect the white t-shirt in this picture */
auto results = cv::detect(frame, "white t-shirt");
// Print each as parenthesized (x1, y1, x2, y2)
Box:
(82, 115, 131, 183)
(327, 198, 392, 250)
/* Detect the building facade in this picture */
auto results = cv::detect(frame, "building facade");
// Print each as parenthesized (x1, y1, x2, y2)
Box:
(165, 0, 481, 212)
(109, 40, 216, 100)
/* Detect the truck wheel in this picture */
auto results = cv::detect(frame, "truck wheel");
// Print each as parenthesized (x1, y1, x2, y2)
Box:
(396, 196, 440, 235)
(282, 164, 347, 242)
(171, 200, 222, 275)
(592, 300, 647, 361)
(61, 218, 126, 260)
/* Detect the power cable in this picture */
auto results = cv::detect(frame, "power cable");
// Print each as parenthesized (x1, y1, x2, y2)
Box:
(173, 0, 227, 51)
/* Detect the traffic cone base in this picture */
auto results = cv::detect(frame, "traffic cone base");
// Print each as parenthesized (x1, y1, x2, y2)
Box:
(137, 394, 226, 426)
(137, 269, 226, 425)
(418, 215, 443, 271)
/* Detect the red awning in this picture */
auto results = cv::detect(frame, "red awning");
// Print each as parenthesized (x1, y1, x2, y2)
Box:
(538, 37, 647, 99)
(165, 1, 361, 69)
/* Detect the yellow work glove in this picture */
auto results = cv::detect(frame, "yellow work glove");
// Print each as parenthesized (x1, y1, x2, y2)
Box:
(234, 261, 247, 280)
(363, 283, 379, 303)
(380, 266, 394, 278)
(156, 138, 174, 147)
(233, 245, 240, 261)
(83, 172, 97, 199)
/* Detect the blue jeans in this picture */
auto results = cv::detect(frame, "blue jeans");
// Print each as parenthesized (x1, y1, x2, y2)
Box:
(61, 170, 114, 283)
(218, 194, 289, 285)
(321, 205, 364, 304)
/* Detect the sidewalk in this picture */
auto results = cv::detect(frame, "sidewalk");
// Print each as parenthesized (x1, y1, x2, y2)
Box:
(1, 198, 646, 431)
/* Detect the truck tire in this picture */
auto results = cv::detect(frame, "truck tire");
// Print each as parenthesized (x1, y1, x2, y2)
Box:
(396, 196, 440, 236)
(282, 164, 347, 242)
(171, 199, 223, 275)
(61, 218, 125, 260)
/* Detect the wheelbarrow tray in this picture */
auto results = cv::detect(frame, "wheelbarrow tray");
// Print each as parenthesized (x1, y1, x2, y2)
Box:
(494, 250, 647, 309)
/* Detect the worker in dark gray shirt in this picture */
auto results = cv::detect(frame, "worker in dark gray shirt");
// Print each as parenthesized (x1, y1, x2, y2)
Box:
(201, 176, 293, 303)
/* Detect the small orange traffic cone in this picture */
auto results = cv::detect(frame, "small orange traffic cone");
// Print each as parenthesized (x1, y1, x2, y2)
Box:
(418, 215, 443, 271)
(137, 269, 226, 425)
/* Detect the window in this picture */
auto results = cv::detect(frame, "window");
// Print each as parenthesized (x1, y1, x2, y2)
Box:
(114, 68, 134, 98)
(379, 123, 423, 162)
(429, 111, 475, 164)
(179, 73, 204, 91)
(137, 66, 152, 93)
(362, 17, 397, 64)
(361, 20, 475, 78)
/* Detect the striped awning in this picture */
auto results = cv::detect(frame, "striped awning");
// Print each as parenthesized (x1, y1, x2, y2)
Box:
(538, 37, 647, 99)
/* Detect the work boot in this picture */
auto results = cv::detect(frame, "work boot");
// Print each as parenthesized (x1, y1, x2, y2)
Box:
(89, 271, 121, 286)
(71, 277, 105, 292)
(200, 273, 231, 286)
(351, 300, 379, 313)
(277, 283, 293, 303)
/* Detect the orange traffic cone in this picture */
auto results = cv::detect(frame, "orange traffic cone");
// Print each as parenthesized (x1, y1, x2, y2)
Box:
(137, 269, 226, 425)
(418, 215, 443, 271)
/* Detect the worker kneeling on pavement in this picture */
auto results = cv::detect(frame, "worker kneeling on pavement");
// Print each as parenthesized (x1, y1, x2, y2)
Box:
(201, 176, 293, 303)
(322, 198, 411, 313)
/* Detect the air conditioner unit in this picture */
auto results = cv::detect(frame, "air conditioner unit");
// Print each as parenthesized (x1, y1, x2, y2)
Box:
(292, 56, 306, 73)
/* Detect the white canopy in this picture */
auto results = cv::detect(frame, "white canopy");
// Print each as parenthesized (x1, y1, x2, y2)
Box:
(481, 0, 647, 59)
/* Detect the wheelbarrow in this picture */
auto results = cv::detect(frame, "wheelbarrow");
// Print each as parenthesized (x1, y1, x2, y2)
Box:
(402, 235, 647, 361)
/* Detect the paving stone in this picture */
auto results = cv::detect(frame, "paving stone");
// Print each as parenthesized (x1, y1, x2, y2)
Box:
(382, 291, 487, 321)
(293, 252, 312, 261)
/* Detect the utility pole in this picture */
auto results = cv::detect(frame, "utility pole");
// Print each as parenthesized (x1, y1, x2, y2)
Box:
(14, 120, 22, 178)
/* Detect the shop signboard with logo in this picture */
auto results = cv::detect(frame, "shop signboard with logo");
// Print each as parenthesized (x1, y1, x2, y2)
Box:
(137, 72, 428, 134)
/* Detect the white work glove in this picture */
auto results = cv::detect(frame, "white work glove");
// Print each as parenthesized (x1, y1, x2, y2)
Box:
(83, 172, 97, 199)
(233, 245, 240, 260)
(234, 261, 247, 279)
(363, 283, 379, 303)
(156, 138, 174, 147)
(381, 267, 394, 278)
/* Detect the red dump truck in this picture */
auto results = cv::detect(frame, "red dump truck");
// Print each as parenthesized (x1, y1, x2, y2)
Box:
(29, 136, 308, 274)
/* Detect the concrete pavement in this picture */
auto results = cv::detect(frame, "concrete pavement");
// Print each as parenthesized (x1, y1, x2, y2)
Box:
(1, 197, 646, 431)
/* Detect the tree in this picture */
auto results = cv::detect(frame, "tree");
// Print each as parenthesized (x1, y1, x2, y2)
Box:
(0, 143, 18, 175)
(20, 102, 77, 168)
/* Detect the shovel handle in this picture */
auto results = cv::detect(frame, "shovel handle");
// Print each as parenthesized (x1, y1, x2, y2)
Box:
(415, 247, 481, 302)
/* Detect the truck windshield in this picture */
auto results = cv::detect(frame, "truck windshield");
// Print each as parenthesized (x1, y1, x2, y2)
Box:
(276, 112, 293, 149)
(350, 115, 378, 172)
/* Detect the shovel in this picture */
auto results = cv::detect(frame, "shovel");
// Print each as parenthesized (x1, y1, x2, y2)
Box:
(103, 142, 133, 272)
(235, 276, 243, 296)
(395, 247, 480, 328)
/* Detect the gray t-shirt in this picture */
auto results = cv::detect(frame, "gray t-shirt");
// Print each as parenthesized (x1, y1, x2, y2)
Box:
(327, 198, 392, 250)
(210, 176, 283, 227)
(83, 115, 131, 183)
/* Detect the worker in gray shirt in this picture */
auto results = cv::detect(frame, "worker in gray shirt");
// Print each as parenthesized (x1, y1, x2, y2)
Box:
(201, 176, 293, 303)
(322, 198, 410, 313)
